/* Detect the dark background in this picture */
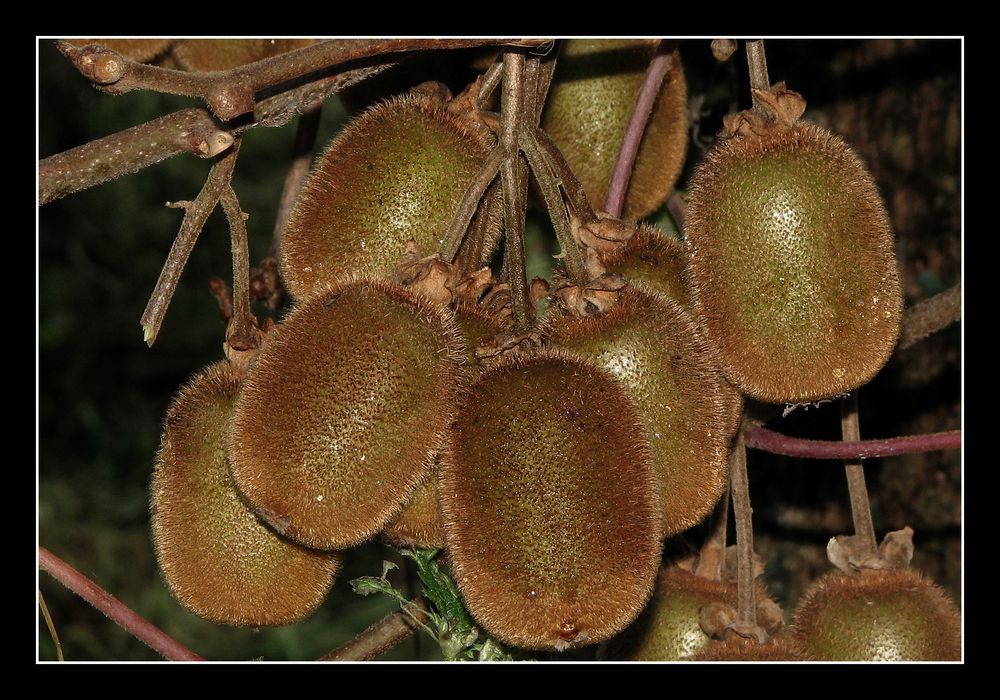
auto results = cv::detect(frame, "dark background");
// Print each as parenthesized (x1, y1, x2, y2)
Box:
(38, 38, 961, 661)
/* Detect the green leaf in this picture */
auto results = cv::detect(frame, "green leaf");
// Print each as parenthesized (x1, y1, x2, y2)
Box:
(477, 638, 513, 661)
(349, 576, 403, 601)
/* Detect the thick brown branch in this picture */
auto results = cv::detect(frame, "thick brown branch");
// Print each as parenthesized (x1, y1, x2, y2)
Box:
(604, 41, 675, 219)
(39, 108, 232, 205)
(38, 546, 203, 661)
(501, 50, 533, 334)
(899, 282, 962, 349)
(59, 39, 549, 120)
(140, 140, 241, 347)
(744, 426, 961, 460)
(320, 599, 430, 661)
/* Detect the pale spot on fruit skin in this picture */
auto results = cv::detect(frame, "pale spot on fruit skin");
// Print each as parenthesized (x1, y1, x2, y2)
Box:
(833, 368, 846, 379)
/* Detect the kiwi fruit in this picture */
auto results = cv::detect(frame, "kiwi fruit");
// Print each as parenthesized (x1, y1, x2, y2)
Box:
(684, 121, 902, 404)
(151, 362, 339, 626)
(598, 223, 692, 307)
(172, 39, 315, 72)
(440, 349, 662, 650)
(790, 568, 961, 661)
(65, 39, 174, 63)
(599, 566, 781, 661)
(227, 278, 465, 550)
(383, 304, 505, 548)
(545, 286, 732, 536)
(280, 94, 499, 301)
(541, 39, 688, 219)
(691, 635, 811, 661)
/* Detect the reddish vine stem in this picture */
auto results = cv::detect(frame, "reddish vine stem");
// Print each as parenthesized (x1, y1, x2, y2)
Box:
(743, 426, 961, 460)
(219, 181, 256, 351)
(746, 40, 770, 106)
(140, 139, 241, 347)
(500, 49, 533, 334)
(59, 39, 549, 120)
(604, 40, 676, 219)
(319, 598, 430, 661)
(38, 546, 204, 661)
(728, 430, 758, 635)
(842, 393, 878, 555)
(270, 104, 322, 258)
(900, 282, 962, 349)
(38, 108, 232, 205)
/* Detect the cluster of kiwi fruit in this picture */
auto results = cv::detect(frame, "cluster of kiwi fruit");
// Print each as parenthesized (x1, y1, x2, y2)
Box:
(146, 38, 957, 660)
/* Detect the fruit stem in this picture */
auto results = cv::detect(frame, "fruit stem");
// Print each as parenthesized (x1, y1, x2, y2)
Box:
(38, 108, 231, 206)
(695, 481, 730, 582)
(439, 147, 503, 264)
(500, 49, 534, 333)
(219, 180, 259, 352)
(842, 392, 878, 556)
(319, 597, 430, 661)
(529, 51, 557, 126)
(38, 589, 64, 661)
(57, 39, 550, 120)
(900, 282, 961, 349)
(745, 40, 771, 106)
(743, 425, 961, 459)
(140, 138, 241, 348)
(477, 59, 503, 107)
(38, 546, 204, 661)
(604, 40, 676, 220)
(269, 104, 322, 259)
(729, 429, 758, 630)
(532, 126, 598, 223)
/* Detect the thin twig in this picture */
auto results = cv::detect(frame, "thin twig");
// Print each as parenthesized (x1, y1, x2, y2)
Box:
(729, 430, 757, 631)
(38, 546, 203, 661)
(530, 50, 557, 126)
(900, 282, 962, 349)
(533, 127, 596, 222)
(477, 58, 503, 108)
(38, 589, 64, 661)
(745, 40, 770, 107)
(219, 181, 256, 351)
(604, 41, 675, 219)
(440, 147, 504, 263)
(320, 598, 430, 661)
(694, 482, 730, 581)
(743, 426, 961, 460)
(842, 393, 877, 555)
(59, 39, 549, 120)
(39, 109, 232, 205)
(270, 104, 323, 258)
(140, 139, 241, 347)
(500, 50, 533, 333)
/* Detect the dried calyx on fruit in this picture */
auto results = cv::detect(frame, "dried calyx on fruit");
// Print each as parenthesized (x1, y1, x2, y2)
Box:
(684, 83, 902, 404)
(171, 39, 315, 71)
(280, 92, 500, 301)
(542, 39, 688, 218)
(151, 362, 339, 626)
(440, 349, 663, 651)
(790, 567, 961, 661)
(227, 277, 465, 551)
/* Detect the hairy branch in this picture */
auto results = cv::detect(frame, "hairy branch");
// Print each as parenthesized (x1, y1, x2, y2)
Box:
(604, 40, 675, 219)
(899, 282, 961, 349)
(744, 426, 961, 460)
(38, 546, 203, 661)
(319, 598, 430, 661)
(140, 139, 240, 347)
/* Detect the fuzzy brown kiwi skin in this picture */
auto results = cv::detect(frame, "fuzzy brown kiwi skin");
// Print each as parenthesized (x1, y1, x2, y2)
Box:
(541, 40, 688, 219)
(684, 122, 902, 404)
(227, 276, 467, 551)
(691, 635, 812, 661)
(383, 305, 505, 548)
(790, 568, 961, 661)
(440, 348, 663, 651)
(543, 286, 732, 537)
(151, 362, 339, 627)
(172, 39, 315, 72)
(280, 94, 499, 301)
(66, 39, 174, 63)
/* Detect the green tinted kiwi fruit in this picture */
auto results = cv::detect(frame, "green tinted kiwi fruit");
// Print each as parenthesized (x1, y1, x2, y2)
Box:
(281, 95, 498, 300)
(541, 39, 688, 219)
(684, 122, 902, 403)
(545, 286, 732, 536)
(383, 305, 505, 548)
(151, 362, 339, 626)
(65, 39, 173, 63)
(227, 278, 465, 550)
(172, 39, 315, 71)
(598, 223, 692, 307)
(440, 349, 662, 650)
(691, 635, 811, 661)
(791, 568, 961, 661)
